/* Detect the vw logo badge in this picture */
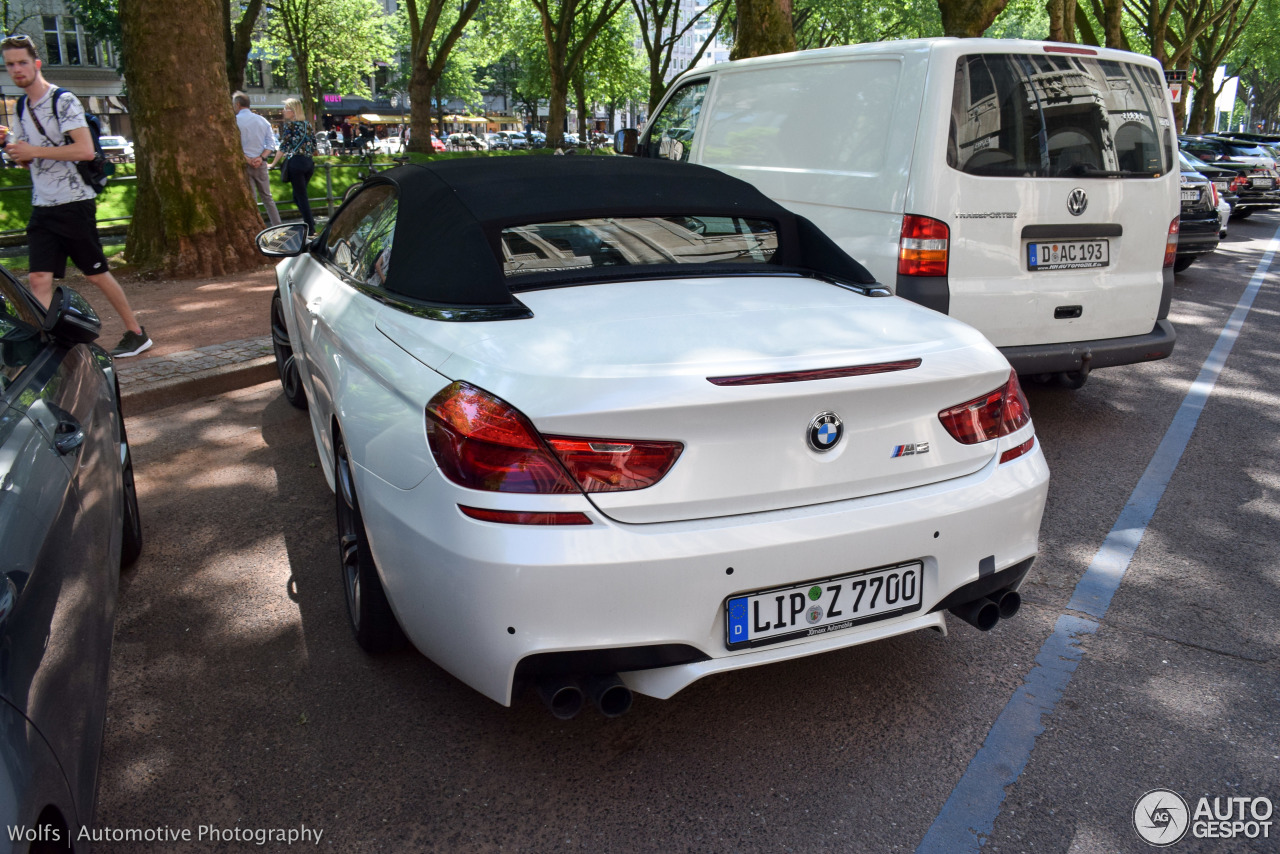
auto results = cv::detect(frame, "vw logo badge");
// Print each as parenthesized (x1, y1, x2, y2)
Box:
(1067, 188, 1088, 217)
(807, 412, 843, 452)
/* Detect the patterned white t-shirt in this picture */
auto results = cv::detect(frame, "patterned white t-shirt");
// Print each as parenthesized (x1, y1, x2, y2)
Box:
(12, 87, 95, 207)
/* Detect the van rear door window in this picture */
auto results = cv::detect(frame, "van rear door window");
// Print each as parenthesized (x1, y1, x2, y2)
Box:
(950, 53, 1173, 178)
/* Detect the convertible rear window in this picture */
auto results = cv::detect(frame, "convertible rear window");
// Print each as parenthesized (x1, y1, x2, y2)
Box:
(499, 216, 778, 278)
(950, 53, 1173, 177)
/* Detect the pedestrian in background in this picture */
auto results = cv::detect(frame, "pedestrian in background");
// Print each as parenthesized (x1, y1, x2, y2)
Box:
(1, 33, 151, 356)
(270, 98, 316, 236)
(232, 91, 281, 226)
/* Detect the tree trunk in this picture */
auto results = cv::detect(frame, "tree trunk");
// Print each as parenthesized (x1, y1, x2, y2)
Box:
(1047, 0, 1076, 42)
(408, 62, 439, 155)
(225, 0, 264, 93)
(547, 59, 569, 149)
(936, 0, 1010, 37)
(1101, 0, 1123, 48)
(1187, 76, 1216, 133)
(730, 0, 794, 60)
(119, 0, 265, 277)
(574, 75, 588, 140)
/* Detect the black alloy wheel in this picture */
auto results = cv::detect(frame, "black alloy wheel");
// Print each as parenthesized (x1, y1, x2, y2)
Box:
(271, 291, 307, 410)
(335, 432, 407, 653)
(115, 379, 143, 568)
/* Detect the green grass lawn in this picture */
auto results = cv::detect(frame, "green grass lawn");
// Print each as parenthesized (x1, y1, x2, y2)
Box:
(0, 147, 613, 235)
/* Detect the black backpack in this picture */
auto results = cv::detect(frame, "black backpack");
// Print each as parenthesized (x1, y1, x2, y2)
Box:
(17, 87, 115, 194)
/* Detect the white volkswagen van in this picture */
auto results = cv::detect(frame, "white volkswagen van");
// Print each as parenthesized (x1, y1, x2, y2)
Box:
(625, 39, 1179, 387)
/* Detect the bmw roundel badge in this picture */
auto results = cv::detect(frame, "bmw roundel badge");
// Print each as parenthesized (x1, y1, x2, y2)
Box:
(807, 411, 843, 452)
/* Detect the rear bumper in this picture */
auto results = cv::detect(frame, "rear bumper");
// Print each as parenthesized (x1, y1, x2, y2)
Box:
(1002, 318, 1176, 375)
(1177, 215, 1220, 256)
(356, 430, 1049, 705)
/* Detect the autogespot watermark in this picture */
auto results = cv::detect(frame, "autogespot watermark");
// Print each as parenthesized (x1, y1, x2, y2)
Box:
(1133, 789, 1274, 847)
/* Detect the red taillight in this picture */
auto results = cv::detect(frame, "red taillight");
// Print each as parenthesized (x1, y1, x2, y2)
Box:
(425, 382, 682, 494)
(1164, 217, 1179, 268)
(1209, 182, 1220, 207)
(898, 214, 949, 277)
(1230, 175, 1248, 191)
(938, 370, 1031, 445)
(458, 506, 592, 525)
(544, 435, 683, 493)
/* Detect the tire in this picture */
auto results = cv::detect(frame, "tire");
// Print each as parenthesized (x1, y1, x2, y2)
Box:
(1231, 208, 1254, 220)
(342, 182, 361, 205)
(271, 291, 308, 410)
(335, 431, 407, 653)
(1173, 254, 1196, 273)
(115, 380, 143, 568)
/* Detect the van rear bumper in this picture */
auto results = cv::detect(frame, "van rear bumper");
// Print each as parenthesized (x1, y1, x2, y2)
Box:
(1000, 319, 1176, 375)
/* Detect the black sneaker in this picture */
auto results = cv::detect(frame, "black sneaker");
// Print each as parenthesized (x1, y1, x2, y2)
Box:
(112, 327, 152, 358)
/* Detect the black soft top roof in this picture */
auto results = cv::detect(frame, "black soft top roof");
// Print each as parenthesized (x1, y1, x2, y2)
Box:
(362, 157, 876, 307)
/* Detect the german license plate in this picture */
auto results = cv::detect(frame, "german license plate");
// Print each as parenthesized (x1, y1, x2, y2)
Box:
(725, 561, 923, 650)
(1028, 239, 1109, 271)
(1251, 176, 1272, 187)
(1181, 189, 1200, 202)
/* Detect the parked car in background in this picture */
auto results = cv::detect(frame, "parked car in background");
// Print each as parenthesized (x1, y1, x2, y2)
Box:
(563, 132, 580, 147)
(256, 157, 1048, 718)
(1184, 152, 1242, 213)
(430, 135, 447, 152)
(1175, 151, 1221, 272)
(527, 130, 546, 148)
(486, 132, 510, 150)
(98, 134, 134, 163)
(447, 132, 485, 151)
(0, 269, 142, 851)
(1180, 135, 1280, 219)
(375, 135, 406, 155)
(498, 131, 528, 149)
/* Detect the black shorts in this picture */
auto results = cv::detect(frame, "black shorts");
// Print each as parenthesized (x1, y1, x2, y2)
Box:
(27, 200, 109, 279)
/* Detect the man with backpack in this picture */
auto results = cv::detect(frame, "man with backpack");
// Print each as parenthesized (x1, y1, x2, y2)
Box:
(1, 33, 150, 357)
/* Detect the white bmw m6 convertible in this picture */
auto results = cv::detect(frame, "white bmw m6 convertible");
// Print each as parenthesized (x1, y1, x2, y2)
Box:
(257, 157, 1049, 718)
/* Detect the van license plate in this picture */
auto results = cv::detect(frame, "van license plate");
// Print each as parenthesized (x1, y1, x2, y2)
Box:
(1028, 240, 1109, 271)
(725, 561, 923, 650)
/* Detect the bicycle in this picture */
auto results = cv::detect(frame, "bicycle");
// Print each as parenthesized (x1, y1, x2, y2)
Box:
(342, 145, 410, 204)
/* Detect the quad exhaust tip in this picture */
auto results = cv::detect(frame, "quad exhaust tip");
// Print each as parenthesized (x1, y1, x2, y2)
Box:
(949, 587, 1021, 631)
(536, 673, 634, 719)
(536, 676, 585, 720)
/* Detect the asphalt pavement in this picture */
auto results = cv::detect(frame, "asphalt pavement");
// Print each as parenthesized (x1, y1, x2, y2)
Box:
(90, 216, 1280, 853)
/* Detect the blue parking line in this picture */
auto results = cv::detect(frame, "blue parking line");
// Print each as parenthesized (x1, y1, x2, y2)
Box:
(916, 224, 1280, 854)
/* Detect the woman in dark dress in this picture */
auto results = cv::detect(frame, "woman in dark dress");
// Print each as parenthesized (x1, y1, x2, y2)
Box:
(270, 98, 317, 235)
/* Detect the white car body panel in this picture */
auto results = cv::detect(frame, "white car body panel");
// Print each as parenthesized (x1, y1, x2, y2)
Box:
(276, 257, 1049, 705)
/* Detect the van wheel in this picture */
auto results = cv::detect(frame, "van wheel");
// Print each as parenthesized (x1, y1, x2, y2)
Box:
(1054, 370, 1089, 389)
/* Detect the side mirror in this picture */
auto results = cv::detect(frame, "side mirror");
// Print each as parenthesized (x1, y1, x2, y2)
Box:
(42, 286, 101, 345)
(256, 223, 311, 257)
(615, 128, 639, 156)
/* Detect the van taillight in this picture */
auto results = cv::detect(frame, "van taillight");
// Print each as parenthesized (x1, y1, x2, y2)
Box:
(898, 215, 949, 277)
(425, 382, 682, 494)
(1164, 217, 1179, 268)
